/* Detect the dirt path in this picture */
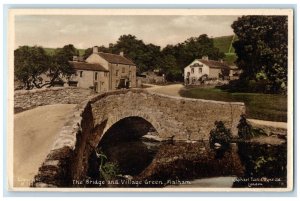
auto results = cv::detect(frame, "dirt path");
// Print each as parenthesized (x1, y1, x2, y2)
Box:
(13, 104, 76, 187)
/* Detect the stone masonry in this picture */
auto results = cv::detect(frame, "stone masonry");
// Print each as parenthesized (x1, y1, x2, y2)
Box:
(14, 87, 94, 112)
(14, 88, 245, 187)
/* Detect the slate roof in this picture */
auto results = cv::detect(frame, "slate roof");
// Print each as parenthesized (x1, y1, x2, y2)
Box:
(96, 52, 135, 65)
(197, 59, 230, 69)
(69, 61, 109, 72)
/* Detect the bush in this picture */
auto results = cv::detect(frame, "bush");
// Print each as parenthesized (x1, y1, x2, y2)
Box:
(209, 121, 232, 147)
(237, 115, 266, 139)
(95, 149, 119, 181)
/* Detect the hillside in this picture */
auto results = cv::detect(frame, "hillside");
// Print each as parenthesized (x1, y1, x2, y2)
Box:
(213, 35, 236, 53)
(213, 35, 238, 65)
(44, 47, 85, 56)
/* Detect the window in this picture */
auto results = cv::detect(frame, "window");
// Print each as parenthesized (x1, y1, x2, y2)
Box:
(191, 68, 194, 74)
(122, 67, 125, 73)
(80, 71, 83, 77)
(116, 70, 119, 76)
(104, 72, 108, 77)
(198, 68, 202, 73)
(94, 82, 98, 92)
(94, 72, 98, 80)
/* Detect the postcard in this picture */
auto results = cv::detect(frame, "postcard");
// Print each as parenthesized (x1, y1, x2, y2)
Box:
(7, 8, 294, 192)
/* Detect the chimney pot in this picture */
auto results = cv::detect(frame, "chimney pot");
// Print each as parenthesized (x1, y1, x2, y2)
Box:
(93, 46, 98, 53)
(120, 51, 124, 56)
(202, 56, 209, 61)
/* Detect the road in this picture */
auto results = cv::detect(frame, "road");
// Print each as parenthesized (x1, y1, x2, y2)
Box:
(13, 104, 76, 187)
(145, 83, 184, 97)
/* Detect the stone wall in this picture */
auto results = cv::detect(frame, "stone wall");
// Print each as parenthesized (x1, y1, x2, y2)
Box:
(14, 87, 94, 112)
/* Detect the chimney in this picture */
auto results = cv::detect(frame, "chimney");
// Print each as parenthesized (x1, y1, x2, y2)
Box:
(219, 59, 224, 63)
(202, 56, 209, 61)
(93, 46, 98, 53)
(120, 51, 124, 57)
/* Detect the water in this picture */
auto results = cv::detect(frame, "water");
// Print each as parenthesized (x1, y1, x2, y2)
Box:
(87, 138, 287, 188)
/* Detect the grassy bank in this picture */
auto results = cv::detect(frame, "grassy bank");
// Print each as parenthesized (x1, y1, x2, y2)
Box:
(180, 87, 287, 122)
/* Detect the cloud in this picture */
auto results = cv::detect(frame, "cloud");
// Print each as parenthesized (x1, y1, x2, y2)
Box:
(15, 15, 239, 49)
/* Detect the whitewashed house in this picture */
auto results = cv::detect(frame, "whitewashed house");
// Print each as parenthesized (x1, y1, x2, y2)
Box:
(184, 56, 240, 85)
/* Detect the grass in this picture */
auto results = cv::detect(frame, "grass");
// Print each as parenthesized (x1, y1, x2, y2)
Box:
(213, 35, 236, 53)
(213, 35, 238, 66)
(179, 87, 287, 122)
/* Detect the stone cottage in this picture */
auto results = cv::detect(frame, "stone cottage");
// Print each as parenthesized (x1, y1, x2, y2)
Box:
(69, 46, 137, 92)
(184, 56, 240, 85)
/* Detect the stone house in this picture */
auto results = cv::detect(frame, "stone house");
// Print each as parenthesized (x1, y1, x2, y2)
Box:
(139, 71, 165, 84)
(69, 46, 137, 92)
(184, 56, 240, 85)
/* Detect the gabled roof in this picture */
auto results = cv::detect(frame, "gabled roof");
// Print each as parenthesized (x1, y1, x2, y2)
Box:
(197, 59, 230, 69)
(69, 61, 109, 72)
(96, 52, 135, 65)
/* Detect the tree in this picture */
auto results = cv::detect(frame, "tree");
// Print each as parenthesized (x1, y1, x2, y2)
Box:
(14, 46, 49, 89)
(47, 47, 76, 86)
(232, 16, 288, 93)
(161, 34, 224, 74)
(14, 44, 76, 89)
(158, 55, 182, 82)
(83, 48, 92, 60)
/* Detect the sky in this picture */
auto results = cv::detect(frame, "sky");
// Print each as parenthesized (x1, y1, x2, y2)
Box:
(15, 15, 239, 49)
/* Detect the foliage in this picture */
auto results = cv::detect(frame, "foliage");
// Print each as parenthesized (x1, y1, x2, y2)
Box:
(232, 16, 288, 93)
(14, 44, 77, 89)
(82, 34, 224, 82)
(95, 149, 119, 181)
(209, 121, 232, 147)
(160, 34, 224, 78)
(224, 53, 238, 65)
(234, 142, 287, 187)
(48, 46, 76, 85)
(180, 87, 287, 122)
(237, 115, 266, 139)
(14, 46, 49, 89)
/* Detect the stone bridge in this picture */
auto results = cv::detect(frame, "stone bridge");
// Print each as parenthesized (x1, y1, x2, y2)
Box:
(14, 87, 245, 187)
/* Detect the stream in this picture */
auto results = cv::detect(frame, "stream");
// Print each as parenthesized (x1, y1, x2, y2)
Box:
(86, 137, 287, 188)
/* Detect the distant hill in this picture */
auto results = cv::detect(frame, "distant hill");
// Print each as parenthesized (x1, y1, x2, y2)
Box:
(44, 47, 85, 56)
(213, 35, 238, 65)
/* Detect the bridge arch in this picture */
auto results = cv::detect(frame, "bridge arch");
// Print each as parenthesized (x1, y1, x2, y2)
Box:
(100, 115, 160, 142)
